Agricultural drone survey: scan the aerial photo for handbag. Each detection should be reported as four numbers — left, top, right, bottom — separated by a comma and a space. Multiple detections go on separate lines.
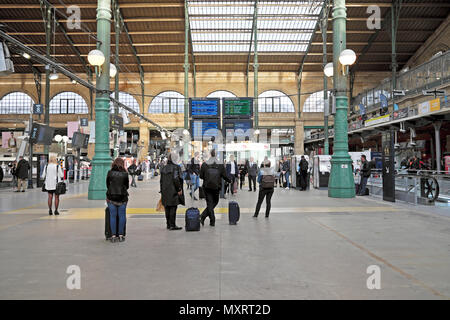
156, 198, 165, 212
55, 165, 66, 195
42, 165, 47, 192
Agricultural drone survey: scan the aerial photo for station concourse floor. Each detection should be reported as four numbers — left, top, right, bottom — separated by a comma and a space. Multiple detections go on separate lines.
1, 177, 450, 300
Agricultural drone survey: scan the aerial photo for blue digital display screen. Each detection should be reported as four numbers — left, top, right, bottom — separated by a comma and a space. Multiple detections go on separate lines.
190, 98, 219, 117
224, 120, 253, 138
191, 120, 220, 139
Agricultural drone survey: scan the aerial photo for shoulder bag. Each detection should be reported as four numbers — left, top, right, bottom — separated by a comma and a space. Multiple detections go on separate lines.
55, 165, 67, 195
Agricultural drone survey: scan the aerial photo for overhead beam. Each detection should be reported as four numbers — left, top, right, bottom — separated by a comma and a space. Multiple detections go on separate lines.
21, 41, 424, 47
5, 29, 438, 36
3, 17, 446, 23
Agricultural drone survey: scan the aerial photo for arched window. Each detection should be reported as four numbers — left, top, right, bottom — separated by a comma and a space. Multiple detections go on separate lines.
110, 92, 140, 114
148, 91, 185, 113
258, 90, 294, 113
303, 91, 325, 112
49, 92, 88, 114
206, 90, 237, 98
0, 92, 35, 114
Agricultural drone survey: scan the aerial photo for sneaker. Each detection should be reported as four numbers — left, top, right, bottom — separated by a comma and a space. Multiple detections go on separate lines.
110, 236, 117, 243
285, 187, 289, 190
118, 235, 125, 242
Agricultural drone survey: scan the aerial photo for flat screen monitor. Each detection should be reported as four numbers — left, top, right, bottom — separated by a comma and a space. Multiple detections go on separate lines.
30, 123, 55, 145
223, 98, 253, 118
72, 132, 90, 149
223, 119, 253, 141
189, 98, 220, 118
190, 119, 220, 140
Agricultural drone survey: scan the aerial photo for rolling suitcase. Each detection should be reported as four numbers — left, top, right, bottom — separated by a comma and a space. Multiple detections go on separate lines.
105, 207, 126, 239
185, 207, 201, 231
138, 175, 144, 181
228, 201, 240, 225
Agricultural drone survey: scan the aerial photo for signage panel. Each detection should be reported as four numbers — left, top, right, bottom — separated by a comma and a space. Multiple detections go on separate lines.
365, 114, 390, 126
223, 98, 253, 118
189, 98, 220, 118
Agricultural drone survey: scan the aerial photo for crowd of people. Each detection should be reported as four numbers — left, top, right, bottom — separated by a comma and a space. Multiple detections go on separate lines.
104, 150, 301, 241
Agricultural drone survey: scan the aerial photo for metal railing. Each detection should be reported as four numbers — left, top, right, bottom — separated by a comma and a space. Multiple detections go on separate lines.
352, 51, 450, 113
357, 169, 450, 205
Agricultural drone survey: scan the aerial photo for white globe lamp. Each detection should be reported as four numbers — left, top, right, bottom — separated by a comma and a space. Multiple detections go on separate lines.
324, 62, 334, 78
87, 49, 105, 66
110, 63, 117, 78
339, 49, 357, 66
54, 134, 62, 142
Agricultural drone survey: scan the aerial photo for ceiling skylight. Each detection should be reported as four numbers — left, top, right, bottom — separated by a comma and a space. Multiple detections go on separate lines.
187, 0, 324, 53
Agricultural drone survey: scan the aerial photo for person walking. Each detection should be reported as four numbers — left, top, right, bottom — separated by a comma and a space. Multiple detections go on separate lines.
253, 160, 275, 218
160, 153, 183, 230
189, 152, 201, 200
15, 156, 30, 192
0, 164, 3, 183
226, 155, 238, 196
200, 149, 231, 227
299, 156, 309, 191
106, 157, 129, 242
42, 156, 64, 215
357, 155, 371, 196
282, 156, 291, 189
128, 159, 138, 187
246, 157, 258, 192
238, 160, 247, 190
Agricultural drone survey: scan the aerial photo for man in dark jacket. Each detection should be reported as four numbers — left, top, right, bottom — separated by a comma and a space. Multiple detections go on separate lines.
282, 156, 291, 189
0, 165, 3, 183
245, 157, 258, 192
358, 155, 371, 196
160, 153, 183, 230
128, 160, 138, 188
299, 156, 309, 191
15, 156, 30, 192
200, 149, 231, 227
225, 154, 238, 195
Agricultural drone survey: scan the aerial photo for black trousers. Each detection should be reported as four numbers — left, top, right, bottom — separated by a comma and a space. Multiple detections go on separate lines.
248, 175, 257, 191
226, 176, 236, 194
300, 170, 308, 190
240, 176, 245, 189
201, 188, 220, 225
254, 188, 274, 217
165, 205, 178, 228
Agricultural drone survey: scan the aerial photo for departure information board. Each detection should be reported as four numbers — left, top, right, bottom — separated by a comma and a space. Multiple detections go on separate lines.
223, 98, 253, 118
190, 119, 220, 140
189, 98, 220, 118
223, 119, 253, 140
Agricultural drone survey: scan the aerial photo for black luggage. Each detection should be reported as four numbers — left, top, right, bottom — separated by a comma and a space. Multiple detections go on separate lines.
199, 186, 205, 199
283, 181, 287, 188
185, 207, 201, 231
228, 201, 240, 225
138, 175, 144, 181
105, 207, 126, 239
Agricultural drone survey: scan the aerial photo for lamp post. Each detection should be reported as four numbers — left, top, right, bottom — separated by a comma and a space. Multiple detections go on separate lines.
88, 0, 112, 200
328, 0, 355, 198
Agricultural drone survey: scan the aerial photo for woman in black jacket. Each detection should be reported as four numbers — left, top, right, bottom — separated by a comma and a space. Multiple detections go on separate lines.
160, 153, 183, 230
106, 157, 130, 242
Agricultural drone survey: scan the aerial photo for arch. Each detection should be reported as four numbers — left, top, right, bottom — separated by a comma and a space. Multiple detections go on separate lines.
0, 91, 35, 114
110, 91, 140, 114
303, 91, 326, 112
206, 90, 237, 98
258, 90, 295, 113
148, 90, 185, 114
49, 91, 88, 114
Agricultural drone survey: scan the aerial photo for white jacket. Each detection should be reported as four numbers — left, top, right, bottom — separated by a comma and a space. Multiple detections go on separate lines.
42, 164, 64, 191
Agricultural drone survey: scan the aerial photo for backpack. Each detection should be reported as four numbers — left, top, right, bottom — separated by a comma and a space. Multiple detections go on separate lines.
261, 174, 275, 189
204, 164, 221, 190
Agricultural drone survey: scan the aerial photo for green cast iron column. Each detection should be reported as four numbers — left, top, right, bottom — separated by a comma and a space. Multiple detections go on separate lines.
44, 5, 51, 156
88, 0, 112, 200
184, 0, 189, 130
113, 0, 120, 158
328, 0, 355, 198
253, 0, 259, 128
322, 14, 329, 155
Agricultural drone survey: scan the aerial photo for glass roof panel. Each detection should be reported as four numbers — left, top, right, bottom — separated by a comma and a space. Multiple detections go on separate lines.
188, 0, 324, 53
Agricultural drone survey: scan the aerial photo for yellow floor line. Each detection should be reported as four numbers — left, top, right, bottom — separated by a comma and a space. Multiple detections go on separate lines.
1, 193, 88, 214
